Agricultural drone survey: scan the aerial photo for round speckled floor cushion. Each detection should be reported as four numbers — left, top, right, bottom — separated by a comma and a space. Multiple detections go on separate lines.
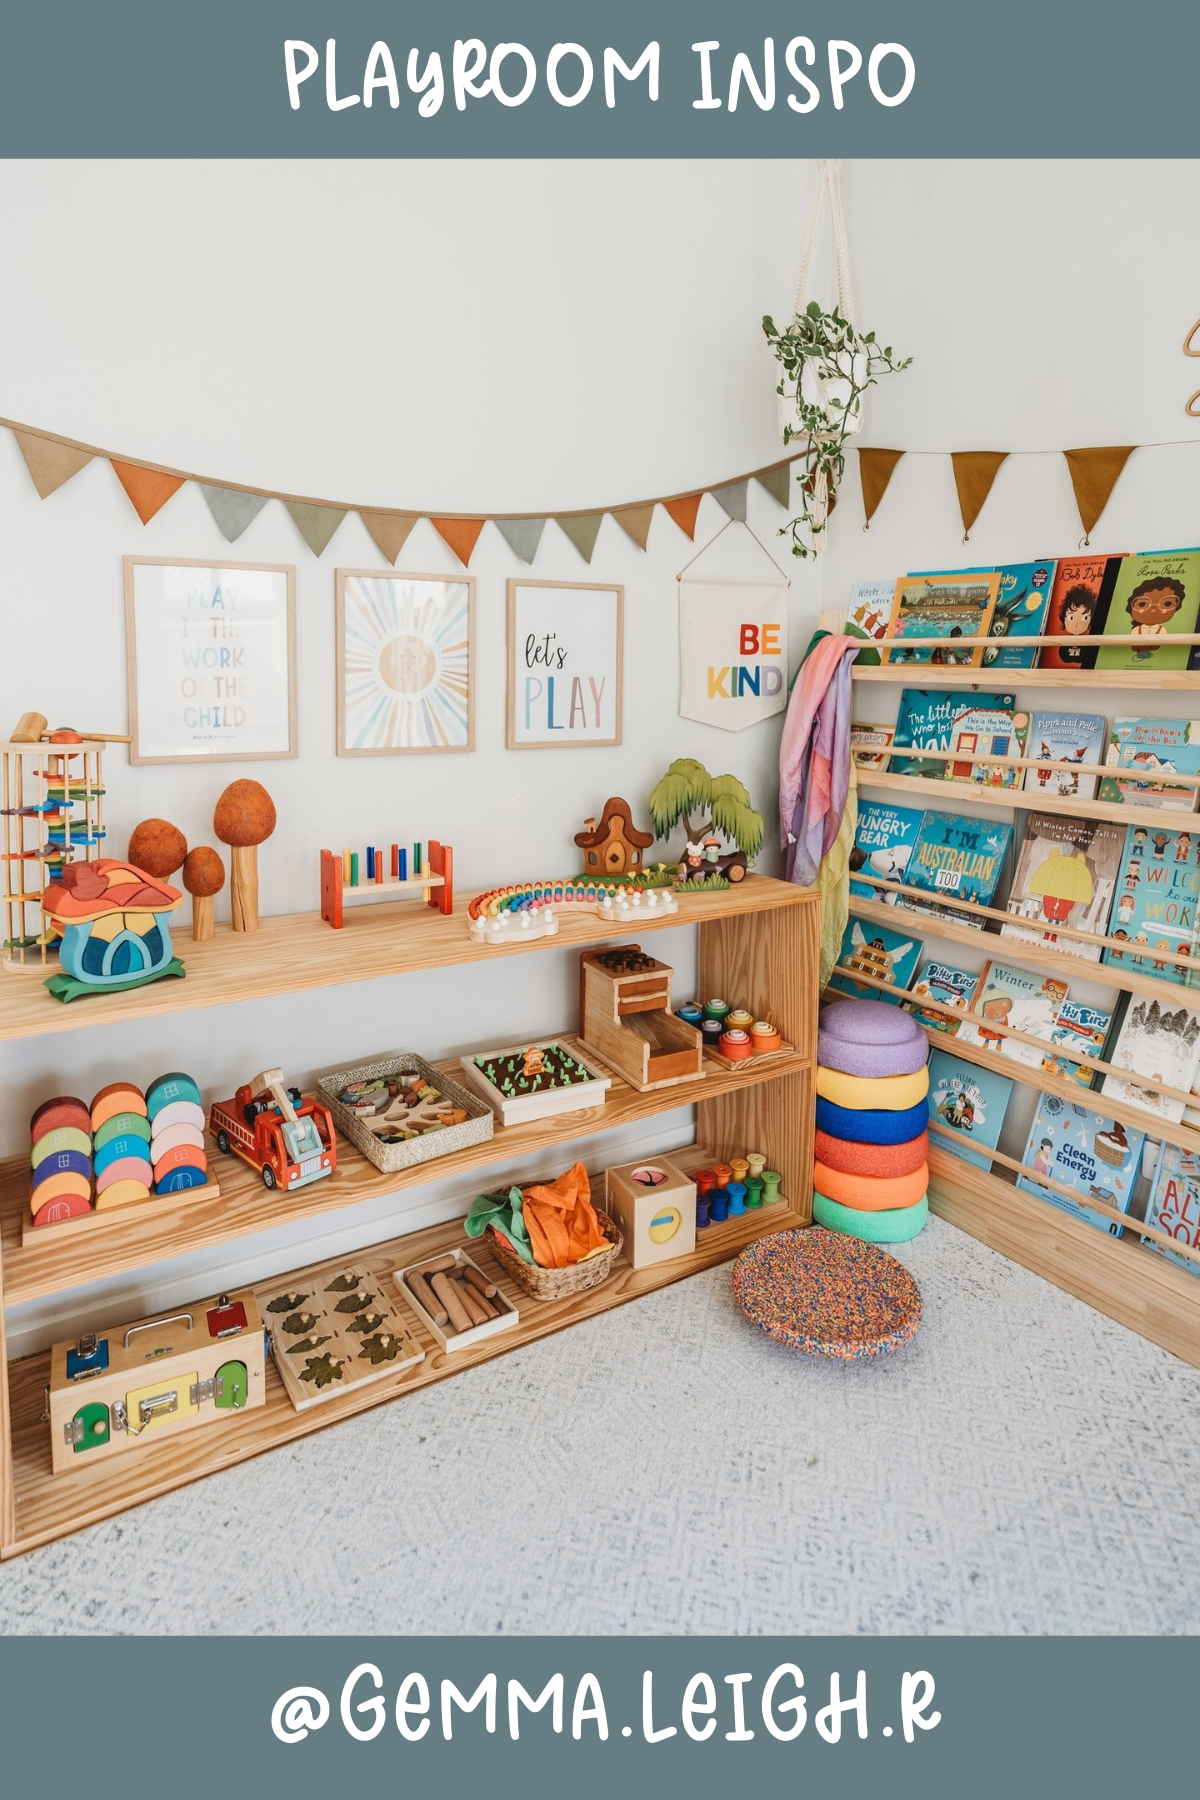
816, 1065, 929, 1111
814, 1127, 930, 1177
816, 1095, 929, 1145
813, 1191, 930, 1244
732, 1226, 922, 1359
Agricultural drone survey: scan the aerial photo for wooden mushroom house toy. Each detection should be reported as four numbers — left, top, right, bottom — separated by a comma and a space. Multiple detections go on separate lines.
182, 846, 226, 942
213, 780, 276, 933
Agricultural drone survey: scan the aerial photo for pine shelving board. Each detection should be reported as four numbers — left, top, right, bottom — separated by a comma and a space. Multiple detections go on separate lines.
852, 666, 1200, 690
5, 1158, 803, 1558
859, 768, 1187, 831
0, 876, 802, 1044
0, 1039, 810, 1307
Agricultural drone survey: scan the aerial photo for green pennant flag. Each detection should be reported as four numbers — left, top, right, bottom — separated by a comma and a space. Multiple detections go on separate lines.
754, 462, 792, 507
556, 513, 604, 562
286, 501, 347, 556
494, 518, 546, 563
198, 484, 270, 543
712, 480, 748, 522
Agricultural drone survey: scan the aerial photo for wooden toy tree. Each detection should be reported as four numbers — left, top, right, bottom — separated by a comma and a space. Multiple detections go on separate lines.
182, 845, 225, 941
214, 780, 276, 933
647, 759, 764, 885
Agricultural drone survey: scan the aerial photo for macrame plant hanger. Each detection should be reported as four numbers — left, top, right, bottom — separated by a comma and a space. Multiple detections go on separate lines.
785, 159, 859, 544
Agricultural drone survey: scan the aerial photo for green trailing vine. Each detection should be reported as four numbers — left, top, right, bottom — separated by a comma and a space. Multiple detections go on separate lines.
762, 301, 912, 558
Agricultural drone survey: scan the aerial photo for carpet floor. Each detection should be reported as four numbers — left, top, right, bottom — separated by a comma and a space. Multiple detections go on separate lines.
2, 1216, 1197, 1635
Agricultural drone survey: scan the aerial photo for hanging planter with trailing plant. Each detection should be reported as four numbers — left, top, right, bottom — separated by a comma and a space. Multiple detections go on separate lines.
763, 162, 911, 558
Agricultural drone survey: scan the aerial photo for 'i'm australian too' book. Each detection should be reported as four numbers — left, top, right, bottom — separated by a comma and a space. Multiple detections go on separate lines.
899, 810, 1013, 928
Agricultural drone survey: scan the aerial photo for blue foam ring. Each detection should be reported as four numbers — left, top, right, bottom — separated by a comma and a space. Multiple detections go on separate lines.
155, 1164, 208, 1193
815, 1094, 929, 1146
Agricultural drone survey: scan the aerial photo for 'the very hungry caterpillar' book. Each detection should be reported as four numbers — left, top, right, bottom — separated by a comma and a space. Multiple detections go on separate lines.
849, 801, 925, 904
1016, 1095, 1144, 1236
1022, 711, 1106, 802
1095, 549, 1200, 672
1042, 1000, 1112, 1089
1038, 554, 1123, 670
1098, 716, 1200, 813
844, 580, 895, 666
957, 960, 1070, 1069
945, 705, 1030, 788
891, 688, 1016, 778
1141, 1144, 1200, 1276
980, 558, 1057, 669
900, 811, 1013, 927
881, 573, 1000, 667
926, 1050, 1013, 1172
829, 919, 923, 1005
1002, 812, 1124, 962
1101, 995, 1200, 1125
1101, 822, 1200, 986
907, 959, 979, 1033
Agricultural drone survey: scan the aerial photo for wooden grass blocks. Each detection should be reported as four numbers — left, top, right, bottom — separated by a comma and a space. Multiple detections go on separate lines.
578, 943, 704, 1092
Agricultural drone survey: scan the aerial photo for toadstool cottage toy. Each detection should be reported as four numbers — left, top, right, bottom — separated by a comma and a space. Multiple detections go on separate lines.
213, 779, 276, 933
40, 859, 185, 1002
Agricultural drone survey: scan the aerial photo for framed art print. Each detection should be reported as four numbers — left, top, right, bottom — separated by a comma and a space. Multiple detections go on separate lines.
506, 579, 623, 749
124, 556, 297, 764
336, 569, 475, 756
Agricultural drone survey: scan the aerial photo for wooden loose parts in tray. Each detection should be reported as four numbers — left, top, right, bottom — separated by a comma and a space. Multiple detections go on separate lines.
318, 1052, 493, 1175
578, 944, 704, 1092
396, 1247, 519, 1353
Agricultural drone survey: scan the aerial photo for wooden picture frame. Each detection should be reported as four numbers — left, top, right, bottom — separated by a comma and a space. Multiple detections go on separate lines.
506, 578, 624, 750
335, 569, 476, 757
124, 556, 297, 765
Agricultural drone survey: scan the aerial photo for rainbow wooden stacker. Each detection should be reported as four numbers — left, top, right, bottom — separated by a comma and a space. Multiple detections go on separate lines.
320, 839, 453, 928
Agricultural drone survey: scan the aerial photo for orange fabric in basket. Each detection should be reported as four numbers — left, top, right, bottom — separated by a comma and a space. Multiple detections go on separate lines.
521, 1161, 608, 1268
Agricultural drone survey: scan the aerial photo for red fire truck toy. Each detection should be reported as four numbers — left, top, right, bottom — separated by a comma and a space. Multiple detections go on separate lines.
209, 1067, 336, 1192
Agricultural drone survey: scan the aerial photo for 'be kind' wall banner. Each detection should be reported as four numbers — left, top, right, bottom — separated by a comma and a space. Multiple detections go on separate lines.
678, 574, 790, 731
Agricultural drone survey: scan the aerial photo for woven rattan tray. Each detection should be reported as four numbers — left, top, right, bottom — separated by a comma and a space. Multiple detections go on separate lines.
318, 1052, 493, 1175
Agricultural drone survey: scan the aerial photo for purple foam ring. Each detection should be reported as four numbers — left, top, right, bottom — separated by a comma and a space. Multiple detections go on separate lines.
817, 1031, 930, 1079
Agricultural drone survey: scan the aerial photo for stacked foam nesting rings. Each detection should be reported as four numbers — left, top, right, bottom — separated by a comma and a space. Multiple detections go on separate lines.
92, 1082, 154, 1208
813, 1000, 930, 1243
147, 1071, 208, 1192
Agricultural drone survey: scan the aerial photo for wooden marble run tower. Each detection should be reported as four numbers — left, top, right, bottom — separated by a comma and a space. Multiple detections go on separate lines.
1, 721, 109, 972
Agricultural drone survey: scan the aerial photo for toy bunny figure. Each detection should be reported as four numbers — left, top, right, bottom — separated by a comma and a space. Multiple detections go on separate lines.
678, 840, 705, 882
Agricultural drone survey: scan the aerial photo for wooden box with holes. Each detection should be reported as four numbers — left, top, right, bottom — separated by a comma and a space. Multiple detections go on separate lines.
47, 1289, 265, 1474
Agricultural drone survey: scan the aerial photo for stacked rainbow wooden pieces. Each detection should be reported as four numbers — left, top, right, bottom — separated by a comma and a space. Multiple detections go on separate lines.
813, 1000, 930, 1243
29, 1070, 208, 1228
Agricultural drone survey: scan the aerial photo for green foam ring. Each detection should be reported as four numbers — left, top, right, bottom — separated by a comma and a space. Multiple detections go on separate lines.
813, 1191, 929, 1244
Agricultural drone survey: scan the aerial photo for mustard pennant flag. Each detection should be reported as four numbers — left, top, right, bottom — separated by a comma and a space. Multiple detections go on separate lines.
1063, 446, 1136, 540
285, 501, 348, 556
857, 447, 904, 526
611, 504, 655, 549
493, 518, 546, 563
198, 484, 270, 544
359, 509, 419, 564
13, 430, 92, 499
755, 461, 792, 507
711, 479, 748, 522
556, 513, 604, 563
951, 451, 1009, 539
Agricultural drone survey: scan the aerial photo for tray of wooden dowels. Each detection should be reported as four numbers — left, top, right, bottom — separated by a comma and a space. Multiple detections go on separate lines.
395, 1248, 520, 1352
318, 1052, 494, 1175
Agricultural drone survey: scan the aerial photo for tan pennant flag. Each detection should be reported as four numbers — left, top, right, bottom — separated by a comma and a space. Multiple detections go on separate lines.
612, 504, 655, 550
711, 480, 748, 522
754, 461, 792, 507
359, 509, 419, 564
198, 484, 269, 543
1063, 446, 1136, 540
494, 518, 546, 563
111, 460, 186, 525
285, 501, 348, 556
664, 493, 703, 539
556, 513, 603, 562
13, 430, 92, 499
431, 517, 486, 566
951, 451, 1008, 538
858, 447, 904, 526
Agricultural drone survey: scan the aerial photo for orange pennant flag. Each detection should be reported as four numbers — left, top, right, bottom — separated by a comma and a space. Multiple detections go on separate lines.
951, 451, 1008, 539
611, 504, 655, 550
360, 509, 419, 564
431, 517, 486, 567
111, 460, 186, 525
663, 493, 703, 539
1063, 446, 1136, 540
857, 447, 904, 526
13, 431, 93, 499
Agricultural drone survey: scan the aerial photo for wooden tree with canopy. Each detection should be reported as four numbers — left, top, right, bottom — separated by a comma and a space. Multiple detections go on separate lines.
647, 759, 764, 885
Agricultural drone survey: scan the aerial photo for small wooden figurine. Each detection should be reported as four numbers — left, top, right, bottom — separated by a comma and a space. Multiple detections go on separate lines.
213, 779, 276, 932
647, 759, 764, 886
574, 797, 654, 877
578, 943, 704, 1092
182, 845, 226, 941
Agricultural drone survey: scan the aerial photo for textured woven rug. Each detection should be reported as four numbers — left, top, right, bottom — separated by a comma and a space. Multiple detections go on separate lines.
2, 1216, 1197, 1635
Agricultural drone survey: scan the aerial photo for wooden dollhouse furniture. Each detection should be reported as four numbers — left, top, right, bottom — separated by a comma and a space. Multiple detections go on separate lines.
578, 943, 705, 1091
830, 611, 1200, 1366
0, 874, 818, 1556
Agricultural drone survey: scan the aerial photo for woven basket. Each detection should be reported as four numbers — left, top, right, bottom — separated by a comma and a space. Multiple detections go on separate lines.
318, 1052, 493, 1175
488, 1207, 624, 1300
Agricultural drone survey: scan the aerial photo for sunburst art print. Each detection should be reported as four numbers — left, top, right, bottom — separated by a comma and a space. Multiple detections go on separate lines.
336, 570, 475, 755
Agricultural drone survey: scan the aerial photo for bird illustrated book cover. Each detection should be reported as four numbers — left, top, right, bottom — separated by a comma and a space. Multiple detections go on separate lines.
908, 959, 980, 1033
1042, 999, 1113, 1089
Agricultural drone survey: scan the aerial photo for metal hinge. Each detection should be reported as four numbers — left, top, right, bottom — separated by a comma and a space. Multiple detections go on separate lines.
63, 1417, 84, 1446
190, 1374, 226, 1405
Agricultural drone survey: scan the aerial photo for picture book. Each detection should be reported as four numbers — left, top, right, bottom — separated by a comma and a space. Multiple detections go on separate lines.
1002, 812, 1124, 962
1101, 995, 1200, 1125
829, 919, 923, 1005
900, 810, 1013, 927
844, 580, 895, 665
1016, 1095, 1144, 1237
979, 558, 1057, 668
891, 688, 1016, 778
1042, 1000, 1112, 1089
907, 959, 979, 1033
1095, 549, 1200, 672
880, 572, 1000, 667
1141, 1144, 1200, 1277
926, 1049, 1013, 1172
1038, 553, 1123, 671
946, 704, 1030, 788
1101, 822, 1200, 986
1021, 711, 1106, 802
958, 960, 1070, 1069
849, 801, 925, 904
1098, 716, 1200, 813
850, 722, 895, 773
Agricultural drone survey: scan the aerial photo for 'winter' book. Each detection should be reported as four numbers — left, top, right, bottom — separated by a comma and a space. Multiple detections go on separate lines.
1022, 711, 1106, 802
828, 919, 923, 1005
891, 688, 1016, 778
1098, 716, 1200, 813
881, 573, 1000, 667
980, 558, 1057, 668
958, 960, 1070, 1069
1141, 1144, 1200, 1276
1017, 1096, 1144, 1236
844, 580, 896, 666
907, 960, 979, 1034
1038, 553, 1124, 670
926, 1050, 1013, 1172
1042, 1000, 1112, 1089
1095, 548, 1200, 672
1001, 812, 1124, 962
1101, 822, 1200, 987
945, 705, 1030, 789
1101, 994, 1200, 1125
900, 811, 1013, 926
849, 801, 925, 905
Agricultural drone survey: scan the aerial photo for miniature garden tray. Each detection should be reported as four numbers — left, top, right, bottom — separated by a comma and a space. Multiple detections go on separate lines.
458, 1038, 611, 1127
317, 1052, 493, 1174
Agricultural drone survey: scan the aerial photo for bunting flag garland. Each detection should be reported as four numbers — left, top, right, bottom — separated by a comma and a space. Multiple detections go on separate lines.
13, 430, 92, 499
712, 479, 749, 523
198, 484, 270, 544
611, 503, 655, 549
1063, 445, 1136, 540
857, 447, 904, 526
950, 450, 1008, 539
111, 460, 186, 525
431, 516, 486, 567
494, 517, 546, 563
663, 493, 704, 539
285, 501, 347, 557
555, 512, 604, 563
754, 461, 793, 507
359, 508, 419, 565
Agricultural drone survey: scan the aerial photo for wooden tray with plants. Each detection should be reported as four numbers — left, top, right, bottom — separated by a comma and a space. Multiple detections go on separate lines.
458, 1038, 611, 1127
